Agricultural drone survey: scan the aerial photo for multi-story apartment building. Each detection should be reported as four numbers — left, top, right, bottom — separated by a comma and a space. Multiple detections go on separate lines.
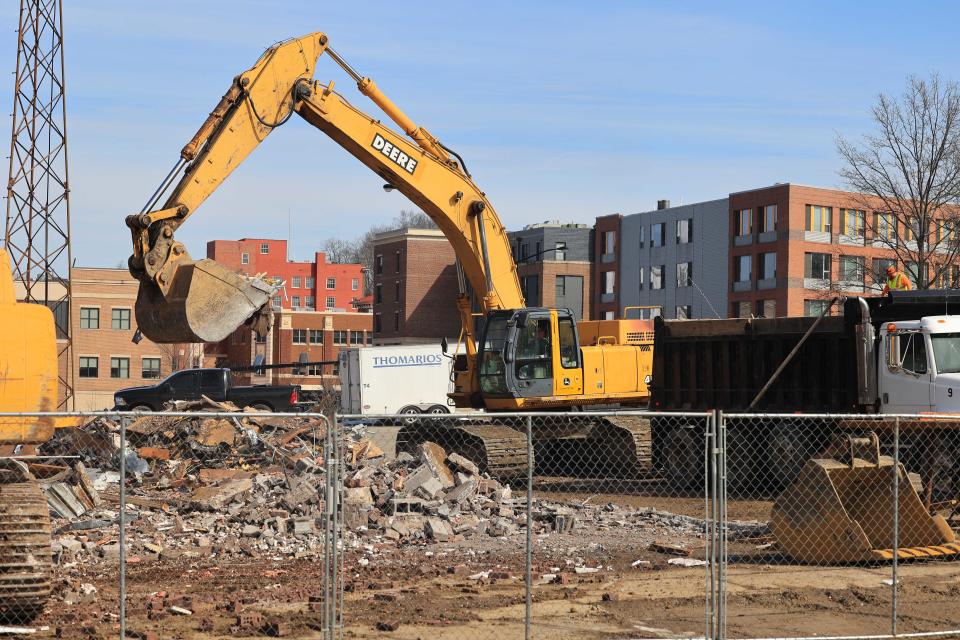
209, 308, 372, 391
207, 238, 365, 312
371, 228, 462, 344
593, 214, 622, 319
726, 183, 960, 318
509, 222, 593, 319
70, 267, 186, 410
621, 199, 729, 319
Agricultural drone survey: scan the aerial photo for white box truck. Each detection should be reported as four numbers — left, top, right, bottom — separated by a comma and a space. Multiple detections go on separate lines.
339, 344, 453, 416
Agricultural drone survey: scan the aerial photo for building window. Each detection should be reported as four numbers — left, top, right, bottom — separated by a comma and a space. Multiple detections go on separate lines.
241, 252, 249, 265
735, 301, 752, 318
305, 296, 315, 309
260, 243, 269, 254
874, 212, 895, 242
334, 330, 348, 345
394, 311, 400, 331
651, 265, 664, 290
325, 296, 335, 308
292, 296, 301, 308
873, 257, 897, 286
676, 219, 693, 244
351, 278, 359, 291
375, 255, 383, 274
757, 300, 776, 318
676, 305, 691, 320
350, 330, 364, 344
905, 218, 923, 243
676, 262, 691, 287
638, 266, 644, 290
79, 356, 98, 378
395, 251, 401, 272
736, 208, 752, 236
519, 242, 529, 261
650, 223, 665, 248
521, 275, 540, 305
638, 226, 645, 248
937, 220, 957, 245
374, 314, 382, 333
839, 255, 864, 283
555, 241, 567, 261
110, 357, 130, 379
292, 276, 301, 288
841, 209, 865, 236
736, 255, 752, 282
604, 230, 616, 254
366, 333, 373, 344
759, 205, 777, 233
272, 296, 281, 310
604, 311, 615, 320
256, 331, 266, 344
603, 270, 616, 294
326, 277, 336, 289
375, 283, 382, 304
804, 252, 832, 280
760, 252, 776, 280
309, 329, 323, 344
905, 261, 926, 286
805, 205, 832, 233
80, 307, 99, 329
142, 357, 161, 379
394, 281, 401, 302
293, 329, 307, 344
804, 299, 832, 316
111, 308, 131, 330
555, 276, 567, 297
306, 277, 315, 288
306, 364, 322, 376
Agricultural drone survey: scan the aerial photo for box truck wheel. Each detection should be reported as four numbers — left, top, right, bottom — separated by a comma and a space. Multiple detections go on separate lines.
426, 404, 449, 414
399, 405, 422, 425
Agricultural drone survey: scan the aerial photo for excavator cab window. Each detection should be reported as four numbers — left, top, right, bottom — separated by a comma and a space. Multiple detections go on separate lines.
515, 317, 553, 380
478, 314, 509, 394
557, 316, 580, 369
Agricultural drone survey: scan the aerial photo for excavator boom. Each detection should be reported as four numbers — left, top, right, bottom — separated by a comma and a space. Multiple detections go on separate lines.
128, 32, 522, 355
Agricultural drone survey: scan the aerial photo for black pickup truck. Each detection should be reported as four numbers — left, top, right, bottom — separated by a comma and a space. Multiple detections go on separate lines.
113, 368, 302, 412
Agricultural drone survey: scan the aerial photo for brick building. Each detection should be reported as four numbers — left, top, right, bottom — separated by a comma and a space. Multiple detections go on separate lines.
726, 183, 960, 318
371, 228, 462, 344
593, 214, 623, 319
207, 238, 365, 312
509, 222, 593, 319
209, 309, 373, 391
70, 267, 191, 410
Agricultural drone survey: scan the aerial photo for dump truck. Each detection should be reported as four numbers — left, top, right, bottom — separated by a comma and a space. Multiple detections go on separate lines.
650, 291, 960, 563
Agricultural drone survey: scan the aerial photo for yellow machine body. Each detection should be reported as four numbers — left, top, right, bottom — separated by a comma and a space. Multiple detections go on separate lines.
0, 248, 57, 445
771, 435, 959, 564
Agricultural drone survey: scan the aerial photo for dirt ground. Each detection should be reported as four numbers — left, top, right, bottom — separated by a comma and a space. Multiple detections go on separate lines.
25, 485, 960, 640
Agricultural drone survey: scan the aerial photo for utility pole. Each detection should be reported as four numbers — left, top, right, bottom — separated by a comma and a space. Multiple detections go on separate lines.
5, 0, 75, 408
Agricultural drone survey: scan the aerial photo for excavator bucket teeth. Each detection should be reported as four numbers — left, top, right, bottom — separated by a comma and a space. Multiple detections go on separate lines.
771, 456, 958, 564
134, 259, 279, 344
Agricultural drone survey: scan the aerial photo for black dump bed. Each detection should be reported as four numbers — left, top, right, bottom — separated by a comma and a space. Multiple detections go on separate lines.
650, 314, 858, 413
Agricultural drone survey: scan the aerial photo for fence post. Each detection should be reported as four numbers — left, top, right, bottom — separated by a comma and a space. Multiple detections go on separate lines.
525, 415, 533, 640
119, 415, 127, 640
892, 415, 900, 637
718, 410, 727, 640
325, 414, 340, 640
705, 411, 717, 640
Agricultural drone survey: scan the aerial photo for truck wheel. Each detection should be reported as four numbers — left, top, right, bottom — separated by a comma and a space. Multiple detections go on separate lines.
130, 404, 153, 412
250, 403, 272, 412
660, 425, 705, 491
766, 421, 816, 489
425, 405, 449, 414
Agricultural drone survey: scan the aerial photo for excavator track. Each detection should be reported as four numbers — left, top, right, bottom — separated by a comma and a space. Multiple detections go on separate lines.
0, 478, 52, 623
396, 421, 530, 480
588, 415, 653, 477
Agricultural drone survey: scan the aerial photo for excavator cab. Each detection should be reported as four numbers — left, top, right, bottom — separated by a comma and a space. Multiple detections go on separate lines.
476, 308, 583, 403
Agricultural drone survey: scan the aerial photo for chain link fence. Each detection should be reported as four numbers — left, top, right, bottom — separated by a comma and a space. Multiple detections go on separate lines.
4, 409, 960, 639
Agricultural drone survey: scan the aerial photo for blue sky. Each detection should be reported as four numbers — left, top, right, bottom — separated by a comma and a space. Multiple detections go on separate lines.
2, 0, 958, 266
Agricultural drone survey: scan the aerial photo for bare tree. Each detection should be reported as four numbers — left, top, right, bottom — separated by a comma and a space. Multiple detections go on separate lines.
837, 74, 960, 289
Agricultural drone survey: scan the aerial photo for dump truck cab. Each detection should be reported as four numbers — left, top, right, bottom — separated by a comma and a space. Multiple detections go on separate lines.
880, 315, 960, 413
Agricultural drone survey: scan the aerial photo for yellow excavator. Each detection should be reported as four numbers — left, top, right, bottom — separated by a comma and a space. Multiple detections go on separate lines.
126, 32, 655, 475
0, 248, 56, 621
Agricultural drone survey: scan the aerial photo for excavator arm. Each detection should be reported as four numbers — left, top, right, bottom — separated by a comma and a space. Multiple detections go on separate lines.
128, 32, 524, 362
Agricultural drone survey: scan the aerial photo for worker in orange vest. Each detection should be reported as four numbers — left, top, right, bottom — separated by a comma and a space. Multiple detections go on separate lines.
882, 265, 912, 294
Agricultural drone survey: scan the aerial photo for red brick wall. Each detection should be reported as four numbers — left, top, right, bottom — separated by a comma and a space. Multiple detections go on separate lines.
593, 214, 622, 319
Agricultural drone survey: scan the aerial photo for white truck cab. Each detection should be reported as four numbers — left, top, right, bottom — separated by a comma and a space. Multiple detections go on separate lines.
880, 315, 960, 413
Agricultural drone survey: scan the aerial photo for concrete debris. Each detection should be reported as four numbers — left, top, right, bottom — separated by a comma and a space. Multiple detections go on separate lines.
667, 557, 709, 568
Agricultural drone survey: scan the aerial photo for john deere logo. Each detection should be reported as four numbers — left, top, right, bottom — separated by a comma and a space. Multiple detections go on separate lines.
372, 134, 418, 174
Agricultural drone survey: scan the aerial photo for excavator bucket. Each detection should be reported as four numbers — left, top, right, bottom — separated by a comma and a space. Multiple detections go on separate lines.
771, 434, 960, 564
134, 259, 280, 344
